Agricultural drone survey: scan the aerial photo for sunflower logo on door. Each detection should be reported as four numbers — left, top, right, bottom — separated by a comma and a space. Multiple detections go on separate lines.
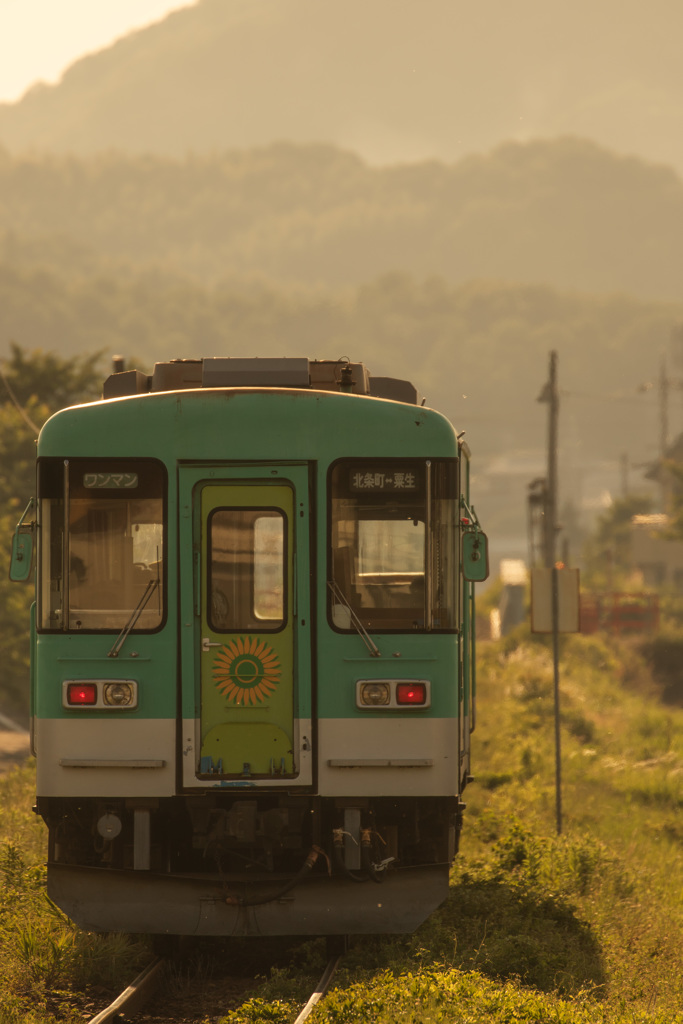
212, 636, 282, 705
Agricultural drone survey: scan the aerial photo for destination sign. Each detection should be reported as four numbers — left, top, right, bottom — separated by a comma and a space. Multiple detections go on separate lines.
83, 473, 139, 490
349, 468, 419, 492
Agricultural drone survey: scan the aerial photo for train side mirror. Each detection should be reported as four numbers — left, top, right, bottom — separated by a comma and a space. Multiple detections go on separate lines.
463, 531, 489, 583
9, 499, 35, 583
10, 530, 34, 582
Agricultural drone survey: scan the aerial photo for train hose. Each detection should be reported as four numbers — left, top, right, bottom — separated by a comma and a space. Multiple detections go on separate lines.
360, 830, 385, 884
332, 832, 368, 883
223, 827, 389, 905
224, 845, 326, 907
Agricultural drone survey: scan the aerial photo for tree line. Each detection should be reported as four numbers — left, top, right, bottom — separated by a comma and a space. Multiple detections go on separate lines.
1, 260, 680, 460
2, 138, 683, 298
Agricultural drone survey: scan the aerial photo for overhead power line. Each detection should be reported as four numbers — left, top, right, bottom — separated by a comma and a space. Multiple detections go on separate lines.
0, 366, 40, 433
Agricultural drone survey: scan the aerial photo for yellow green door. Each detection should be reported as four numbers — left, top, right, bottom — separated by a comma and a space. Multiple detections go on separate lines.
198, 483, 296, 778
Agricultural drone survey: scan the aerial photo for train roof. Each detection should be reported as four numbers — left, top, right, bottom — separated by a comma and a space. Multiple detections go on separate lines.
103, 357, 420, 405
37, 357, 469, 460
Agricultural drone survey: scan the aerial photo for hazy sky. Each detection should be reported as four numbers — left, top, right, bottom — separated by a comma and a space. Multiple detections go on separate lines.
0, 0, 193, 102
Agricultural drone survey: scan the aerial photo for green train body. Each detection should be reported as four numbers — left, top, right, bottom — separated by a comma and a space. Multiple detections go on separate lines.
13, 357, 488, 937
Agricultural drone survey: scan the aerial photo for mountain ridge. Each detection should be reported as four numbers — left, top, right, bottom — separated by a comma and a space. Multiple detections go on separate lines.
2, 0, 683, 170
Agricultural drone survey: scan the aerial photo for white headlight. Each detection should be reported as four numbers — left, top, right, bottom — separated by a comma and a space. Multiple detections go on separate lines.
103, 682, 135, 707
359, 682, 391, 706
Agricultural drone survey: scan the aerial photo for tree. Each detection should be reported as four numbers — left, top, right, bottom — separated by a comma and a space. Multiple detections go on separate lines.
661, 460, 683, 542
0, 341, 103, 412
0, 346, 104, 719
582, 494, 654, 590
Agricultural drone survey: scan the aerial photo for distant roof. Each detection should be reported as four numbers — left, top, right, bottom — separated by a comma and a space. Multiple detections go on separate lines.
632, 513, 669, 527
500, 559, 528, 585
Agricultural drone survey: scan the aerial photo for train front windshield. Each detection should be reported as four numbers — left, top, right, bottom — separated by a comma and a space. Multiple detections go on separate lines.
38, 459, 165, 632
329, 458, 458, 632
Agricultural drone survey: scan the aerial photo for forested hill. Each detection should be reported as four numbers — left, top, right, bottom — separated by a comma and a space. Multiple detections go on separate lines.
1, 261, 678, 467
1, 0, 683, 173
2, 139, 683, 301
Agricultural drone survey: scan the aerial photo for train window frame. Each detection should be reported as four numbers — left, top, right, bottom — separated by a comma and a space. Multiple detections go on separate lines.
327, 457, 459, 635
37, 457, 167, 634
207, 505, 288, 634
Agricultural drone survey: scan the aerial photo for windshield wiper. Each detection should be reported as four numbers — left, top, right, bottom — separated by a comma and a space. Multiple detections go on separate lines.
327, 579, 381, 657
108, 578, 159, 658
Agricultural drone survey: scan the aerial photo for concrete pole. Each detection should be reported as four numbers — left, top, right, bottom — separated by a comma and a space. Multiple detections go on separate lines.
660, 356, 670, 514
544, 351, 559, 568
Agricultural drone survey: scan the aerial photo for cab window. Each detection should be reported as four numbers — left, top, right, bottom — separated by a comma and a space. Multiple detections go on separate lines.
329, 459, 457, 632
38, 459, 165, 632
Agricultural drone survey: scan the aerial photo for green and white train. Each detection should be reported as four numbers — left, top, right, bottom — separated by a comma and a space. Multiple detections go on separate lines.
11, 357, 488, 938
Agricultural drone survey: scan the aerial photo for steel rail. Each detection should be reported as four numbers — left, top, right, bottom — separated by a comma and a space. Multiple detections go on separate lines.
293, 955, 342, 1024
87, 956, 166, 1024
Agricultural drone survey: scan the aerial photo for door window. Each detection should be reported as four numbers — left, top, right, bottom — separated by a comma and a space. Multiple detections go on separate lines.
208, 508, 286, 632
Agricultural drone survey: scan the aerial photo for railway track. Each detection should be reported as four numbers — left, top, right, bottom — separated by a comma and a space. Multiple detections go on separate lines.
293, 953, 342, 1024
87, 957, 166, 1023
85, 950, 342, 1024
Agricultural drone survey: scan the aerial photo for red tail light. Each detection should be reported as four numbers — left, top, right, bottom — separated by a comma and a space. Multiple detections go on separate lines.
66, 683, 97, 705
396, 682, 427, 705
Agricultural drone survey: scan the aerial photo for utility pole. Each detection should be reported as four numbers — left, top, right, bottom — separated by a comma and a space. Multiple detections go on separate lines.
620, 453, 629, 498
537, 350, 562, 834
639, 351, 680, 514
659, 356, 671, 514
659, 355, 669, 456
539, 351, 559, 568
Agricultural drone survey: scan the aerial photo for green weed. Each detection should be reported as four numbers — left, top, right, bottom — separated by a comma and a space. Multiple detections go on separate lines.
2, 632, 683, 1024
0, 767, 147, 1022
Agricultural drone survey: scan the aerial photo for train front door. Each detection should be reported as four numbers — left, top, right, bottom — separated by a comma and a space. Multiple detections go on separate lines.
178, 467, 313, 788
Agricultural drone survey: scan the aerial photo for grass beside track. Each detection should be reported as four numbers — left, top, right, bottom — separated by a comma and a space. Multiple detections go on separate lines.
0, 630, 681, 1023
0, 765, 148, 1023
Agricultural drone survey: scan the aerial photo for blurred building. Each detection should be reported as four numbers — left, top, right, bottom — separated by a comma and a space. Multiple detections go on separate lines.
498, 558, 528, 635
631, 513, 683, 589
